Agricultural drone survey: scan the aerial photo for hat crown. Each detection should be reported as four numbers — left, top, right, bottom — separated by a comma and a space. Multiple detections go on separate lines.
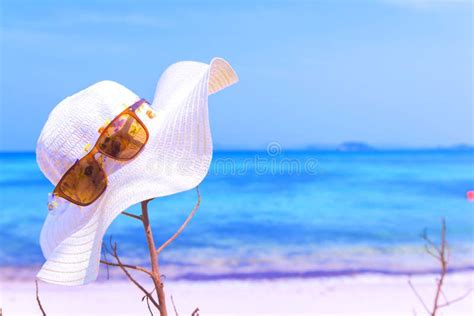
36, 80, 139, 185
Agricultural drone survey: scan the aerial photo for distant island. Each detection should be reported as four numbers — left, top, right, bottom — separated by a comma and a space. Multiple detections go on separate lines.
336, 142, 375, 152
301, 142, 474, 152
445, 144, 474, 151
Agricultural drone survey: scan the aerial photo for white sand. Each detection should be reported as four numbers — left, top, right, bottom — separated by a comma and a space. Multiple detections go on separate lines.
1, 272, 473, 315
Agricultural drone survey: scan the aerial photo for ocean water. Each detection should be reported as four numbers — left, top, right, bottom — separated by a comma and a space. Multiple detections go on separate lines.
1, 150, 473, 280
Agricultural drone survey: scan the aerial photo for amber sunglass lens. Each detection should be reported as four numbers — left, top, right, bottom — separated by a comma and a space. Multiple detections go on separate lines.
98, 113, 147, 160
59, 156, 107, 205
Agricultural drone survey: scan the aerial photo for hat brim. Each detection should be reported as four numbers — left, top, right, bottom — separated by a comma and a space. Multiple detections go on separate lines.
37, 58, 238, 285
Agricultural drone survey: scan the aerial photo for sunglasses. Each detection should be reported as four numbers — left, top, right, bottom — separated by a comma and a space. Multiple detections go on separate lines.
52, 99, 150, 206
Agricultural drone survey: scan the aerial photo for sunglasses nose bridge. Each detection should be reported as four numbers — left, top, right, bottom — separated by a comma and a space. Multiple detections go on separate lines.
92, 150, 102, 160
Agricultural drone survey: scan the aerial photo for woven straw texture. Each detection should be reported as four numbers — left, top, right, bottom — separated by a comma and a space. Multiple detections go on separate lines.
36, 58, 238, 285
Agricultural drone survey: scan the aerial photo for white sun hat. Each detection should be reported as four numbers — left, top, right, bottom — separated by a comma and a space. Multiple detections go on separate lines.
36, 58, 238, 286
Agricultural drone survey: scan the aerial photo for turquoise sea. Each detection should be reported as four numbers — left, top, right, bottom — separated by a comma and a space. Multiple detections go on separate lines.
1, 150, 473, 280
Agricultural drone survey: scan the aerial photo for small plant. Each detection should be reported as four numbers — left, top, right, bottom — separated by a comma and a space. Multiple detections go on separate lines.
409, 218, 472, 316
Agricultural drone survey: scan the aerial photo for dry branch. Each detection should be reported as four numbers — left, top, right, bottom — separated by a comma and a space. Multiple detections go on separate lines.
104, 239, 160, 309
409, 218, 472, 316
35, 280, 47, 316
122, 211, 142, 220
141, 199, 168, 315
171, 295, 179, 316
430, 218, 447, 315
437, 289, 473, 308
100, 258, 152, 276
157, 187, 201, 255
101, 242, 111, 279
99, 187, 201, 316
408, 279, 430, 314
145, 295, 154, 316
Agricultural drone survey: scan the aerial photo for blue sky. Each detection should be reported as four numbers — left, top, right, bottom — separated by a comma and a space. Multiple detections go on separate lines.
1, 0, 472, 151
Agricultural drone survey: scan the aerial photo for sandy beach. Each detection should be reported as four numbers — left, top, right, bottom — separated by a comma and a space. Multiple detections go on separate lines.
2, 272, 473, 315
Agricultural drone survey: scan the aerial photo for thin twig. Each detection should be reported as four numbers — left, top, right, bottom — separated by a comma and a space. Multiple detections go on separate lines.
422, 237, 441, 256
410, 218, 472, 316
440, 288, 449, 305
430, 218, 447, 315
191, 307, 200, 316
145, 296, 154, 316
408, 279, 431, 314
101, 236, 152, 275
122, 211, 142, 220
107, 240, 160, 309
101, 242, 110, 280
157, 187, 201, 255
438, 289, 473, 308
142, 287, 157, 299
171, 295, 179, 316
100, 259, 152, 276
423, 245, 440, 260
35, 280, 47, 316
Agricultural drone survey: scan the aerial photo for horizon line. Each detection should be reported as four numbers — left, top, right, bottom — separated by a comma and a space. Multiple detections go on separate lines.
1, 145, 473, 155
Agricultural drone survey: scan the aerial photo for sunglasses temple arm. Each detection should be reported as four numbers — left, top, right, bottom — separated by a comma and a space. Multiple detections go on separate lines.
130, 99, 148, 112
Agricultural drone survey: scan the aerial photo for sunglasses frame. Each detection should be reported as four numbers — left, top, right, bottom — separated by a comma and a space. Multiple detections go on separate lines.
52, 99, 150, 206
